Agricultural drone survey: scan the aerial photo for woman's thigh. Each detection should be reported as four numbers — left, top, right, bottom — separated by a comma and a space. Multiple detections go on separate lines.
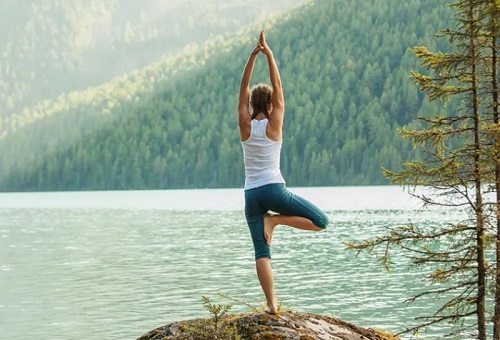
260, 184, 329, 228
244, 187, 271, 260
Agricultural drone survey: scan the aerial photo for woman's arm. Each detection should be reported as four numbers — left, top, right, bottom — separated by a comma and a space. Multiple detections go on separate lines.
259, 31, 284, 133
238, 44, 261, 141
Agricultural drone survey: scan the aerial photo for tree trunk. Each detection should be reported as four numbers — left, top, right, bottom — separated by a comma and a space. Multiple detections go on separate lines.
492, 2, 500, 336
469, 2, 486, 338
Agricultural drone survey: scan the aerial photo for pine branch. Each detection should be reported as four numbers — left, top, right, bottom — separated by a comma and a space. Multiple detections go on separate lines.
405, 280, 475, 304
398, 311, 477, 336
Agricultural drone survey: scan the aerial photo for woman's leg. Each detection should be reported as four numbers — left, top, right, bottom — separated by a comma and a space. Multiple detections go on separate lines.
261, 184, 329, 245
245, 189, 279, 313
264, 213, 323, 245
255, 257, 278, 313
244, 184, 329, 312
246, 214, 278, 313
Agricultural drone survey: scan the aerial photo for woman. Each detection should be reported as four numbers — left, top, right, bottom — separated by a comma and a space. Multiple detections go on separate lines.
238, 31, 329, 314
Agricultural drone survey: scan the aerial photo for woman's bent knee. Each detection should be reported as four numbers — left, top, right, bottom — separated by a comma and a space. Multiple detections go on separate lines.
315, 213, 329, 229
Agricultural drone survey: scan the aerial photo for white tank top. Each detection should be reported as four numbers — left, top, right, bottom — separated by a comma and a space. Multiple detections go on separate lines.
241, 119, 285, 190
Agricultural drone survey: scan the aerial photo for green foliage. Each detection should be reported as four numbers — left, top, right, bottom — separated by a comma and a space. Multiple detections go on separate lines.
0, 0, 304, 118
0, 0, 455, 191
183, 296, 240, 340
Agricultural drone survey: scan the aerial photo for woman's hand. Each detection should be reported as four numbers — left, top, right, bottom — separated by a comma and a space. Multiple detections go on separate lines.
259, 30, 272, 56
250, 43, 261, 58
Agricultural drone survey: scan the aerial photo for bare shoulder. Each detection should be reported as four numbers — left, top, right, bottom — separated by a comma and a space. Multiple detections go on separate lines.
239, 115, 251, 142
266, 110, 283, 141
238, 102, 252, 139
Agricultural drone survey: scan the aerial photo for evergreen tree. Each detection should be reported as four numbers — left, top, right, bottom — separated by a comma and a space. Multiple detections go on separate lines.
348, 0, 499, 337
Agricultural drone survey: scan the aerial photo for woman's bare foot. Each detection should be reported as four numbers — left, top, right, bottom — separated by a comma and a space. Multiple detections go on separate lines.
265, 298, 279, 315
263, 213, 276, 246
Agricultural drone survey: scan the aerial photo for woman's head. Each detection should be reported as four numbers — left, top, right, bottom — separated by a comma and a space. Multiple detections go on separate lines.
250, 83, 272, 118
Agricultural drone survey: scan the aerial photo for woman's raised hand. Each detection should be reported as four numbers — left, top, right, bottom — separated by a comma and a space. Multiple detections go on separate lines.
259, 30, 272, 55
248, 31, 271, 58
250, 43, 261, 58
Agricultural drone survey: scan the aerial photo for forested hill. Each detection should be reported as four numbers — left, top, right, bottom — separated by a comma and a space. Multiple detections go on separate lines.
0, 0, 305, 118
0, 0, 454, 192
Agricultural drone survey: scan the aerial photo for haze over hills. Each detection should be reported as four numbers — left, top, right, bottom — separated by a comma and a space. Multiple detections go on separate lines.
0, 0, 455, 191
0, 0, 307, 118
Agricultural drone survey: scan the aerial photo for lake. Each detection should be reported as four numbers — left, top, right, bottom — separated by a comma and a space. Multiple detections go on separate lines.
0, 186, 469, 339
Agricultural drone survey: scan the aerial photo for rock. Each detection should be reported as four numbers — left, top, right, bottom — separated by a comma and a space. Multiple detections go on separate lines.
137, 311, 399, 340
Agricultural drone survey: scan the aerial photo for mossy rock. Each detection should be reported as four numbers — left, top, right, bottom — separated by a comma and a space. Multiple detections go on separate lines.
138, 311, 400, 340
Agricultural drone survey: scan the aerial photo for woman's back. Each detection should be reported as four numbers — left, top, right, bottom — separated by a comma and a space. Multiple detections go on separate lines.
241, 118, 285, 190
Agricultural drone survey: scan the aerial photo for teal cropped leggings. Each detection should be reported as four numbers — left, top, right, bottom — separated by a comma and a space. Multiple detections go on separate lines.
244, 183, 329, 260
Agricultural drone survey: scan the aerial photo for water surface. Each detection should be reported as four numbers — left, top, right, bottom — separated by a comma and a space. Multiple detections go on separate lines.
0, 186, 466, 339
